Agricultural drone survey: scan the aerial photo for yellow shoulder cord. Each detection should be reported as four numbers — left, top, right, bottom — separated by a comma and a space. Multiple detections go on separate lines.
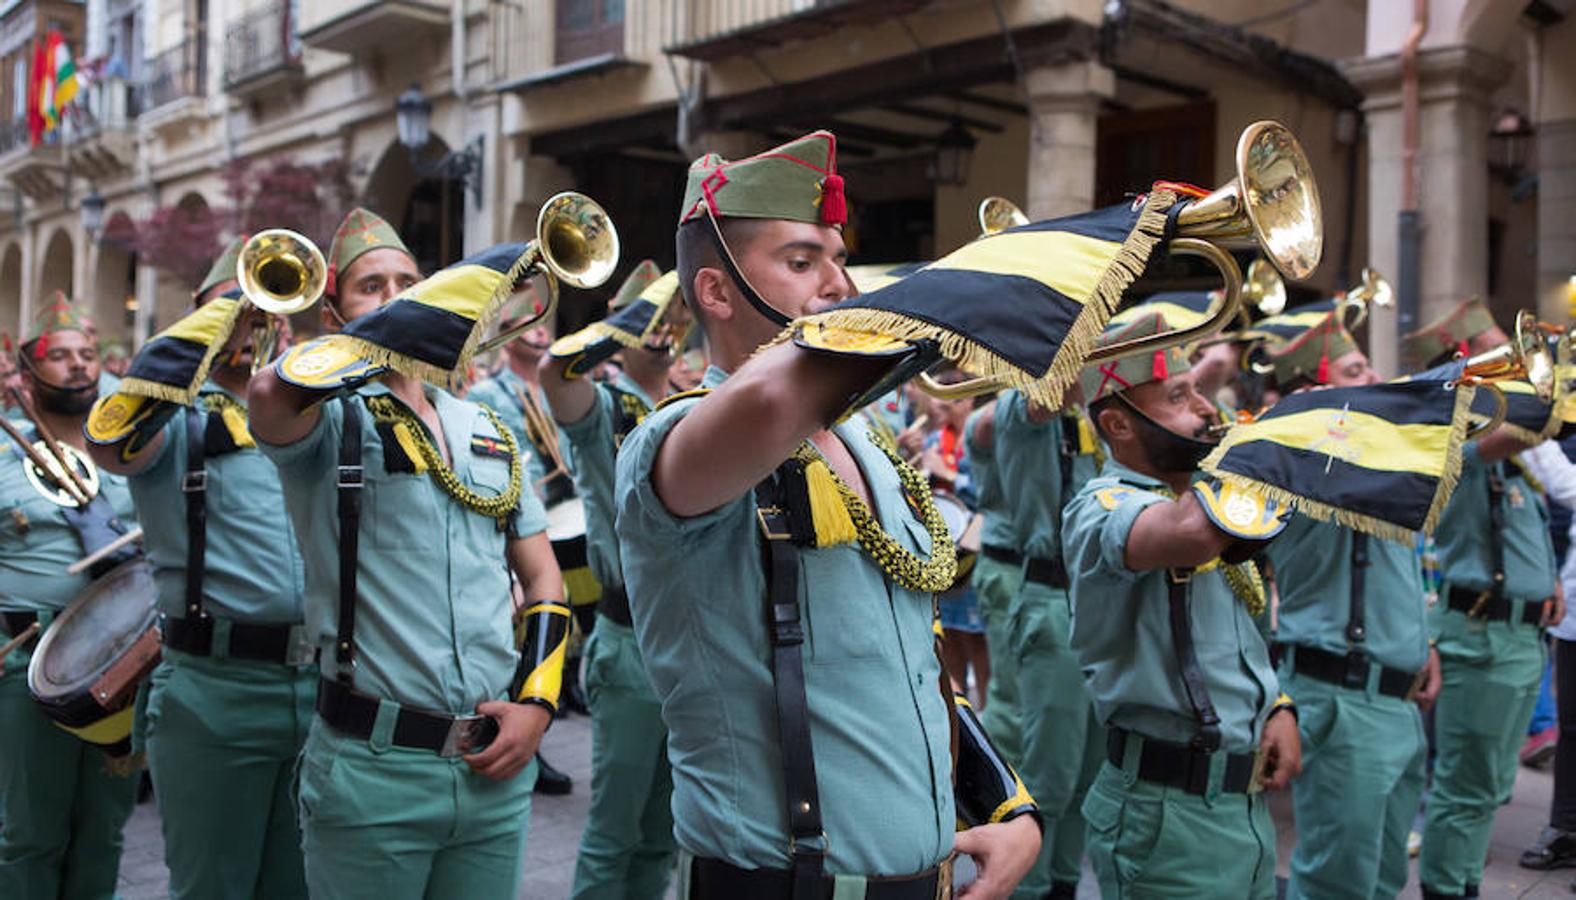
201, 393, 256, 449
364, 397, 522, 525
510, 600, 572, 714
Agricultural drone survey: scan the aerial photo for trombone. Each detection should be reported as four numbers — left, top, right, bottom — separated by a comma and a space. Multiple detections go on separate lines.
236, 229, 327, 375
921, 120, 1323, 400
475, 192, 620, 357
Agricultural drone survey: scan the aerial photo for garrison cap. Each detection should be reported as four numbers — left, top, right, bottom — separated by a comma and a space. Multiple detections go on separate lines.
678, 130, 845, 228
610, 259, 662, 310
1401, 295, 1498, 370
1263, 309, 1358, 386
195, 235, 247, 301
1079, 310, 1193, 403
326, 207, 413, 297
22, 290, 92, 357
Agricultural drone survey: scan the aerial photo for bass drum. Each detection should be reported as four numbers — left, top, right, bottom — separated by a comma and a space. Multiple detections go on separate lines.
931, 492, 980, 593
546, 497, 602, 609
27, 559, 161, 757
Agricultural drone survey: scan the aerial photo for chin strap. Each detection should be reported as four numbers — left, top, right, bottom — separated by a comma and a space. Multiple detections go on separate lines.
702, 207, 791, 328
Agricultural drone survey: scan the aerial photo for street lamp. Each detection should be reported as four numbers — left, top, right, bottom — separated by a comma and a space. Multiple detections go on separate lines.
1488, 109, 1533, 186
81, 188, 106, 240
933, 118, 977, 187
395, 83, 483, 205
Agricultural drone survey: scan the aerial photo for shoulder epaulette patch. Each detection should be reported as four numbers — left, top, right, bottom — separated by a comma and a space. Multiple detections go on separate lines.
471, 434, 513, 461
1096, 486, 1134, 511
654, 387, 711, 412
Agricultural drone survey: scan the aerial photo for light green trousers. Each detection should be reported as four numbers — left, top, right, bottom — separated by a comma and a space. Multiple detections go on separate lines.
0, 652, 138, 899
297, 715, 537, 899
1281, 669, 1428, 900
1083, 760, 1277, 899
144, 650, 315, 899
1419, 610, 1545, 894
1010, 580, 1103, 896
974, 553, 1024, 766
570, 619, 676, 899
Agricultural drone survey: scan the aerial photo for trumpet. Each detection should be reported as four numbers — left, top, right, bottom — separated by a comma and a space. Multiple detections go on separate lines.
236, 229, 327, 374
475, 192, 620, 357
919, 120, 1323, 401
1334, 267, 1393, 330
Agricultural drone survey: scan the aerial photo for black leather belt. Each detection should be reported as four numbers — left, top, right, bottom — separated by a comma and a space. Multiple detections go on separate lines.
1023, 556, 1069, 589
689, 856, 943, 900
980, 544, 1022, 566
1447, 587, 1544, 626
162, 615, 313, 666
598, 584, 632, 627
315, 677, 498, 757
1106, 728, 1257, 795
1287, 645, 1416, 699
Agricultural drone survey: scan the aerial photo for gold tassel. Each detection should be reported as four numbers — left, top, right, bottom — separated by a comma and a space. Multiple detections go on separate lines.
219, 405, 255, 449
391, 422, 429, 474
803, 458, 858, 547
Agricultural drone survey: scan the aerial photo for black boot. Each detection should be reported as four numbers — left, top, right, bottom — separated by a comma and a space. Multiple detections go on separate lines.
1044, 881, 1078, 898
533, 754, 573, 795
1420, 886, 1468, 899
1524, 827, 1576, 869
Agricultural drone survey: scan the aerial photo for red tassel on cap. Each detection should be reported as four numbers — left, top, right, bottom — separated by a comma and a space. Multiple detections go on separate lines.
819, 174, 847, 226
33, 334, 48, 359
1316, 353, 1330, 384
1152, 350, 1168, 381
324, 265, 338, 299
1456, 339, 1469, 358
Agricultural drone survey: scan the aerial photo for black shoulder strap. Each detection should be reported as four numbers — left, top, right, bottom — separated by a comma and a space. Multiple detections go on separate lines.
754, 468, 825, 899
1166, 571, 1222, 753
1487, 462, 1507, 600
335, 396, 365, 683
182, 406, 208, 618
1345, 532, 1369, 648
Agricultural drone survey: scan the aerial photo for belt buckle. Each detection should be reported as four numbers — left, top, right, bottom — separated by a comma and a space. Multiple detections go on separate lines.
1247, 747, 1267, 794
1467, 590, 1491, 618
284, 625, 315, 668
181, 471, 207, 493
438, 715, 490, 758
755, 506, 791, 541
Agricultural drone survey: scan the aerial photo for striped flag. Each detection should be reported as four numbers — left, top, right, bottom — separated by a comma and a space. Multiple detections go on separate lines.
117, 292, 247, 403
1200, 380, 1477, 540
49, 30, 83, 118
1407, 358, 1559, 444
793, 190, 1178, 407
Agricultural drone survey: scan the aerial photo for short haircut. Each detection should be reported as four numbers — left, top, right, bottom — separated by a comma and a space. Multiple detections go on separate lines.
674, 217, 767, 337
1087, 393, 1122, 441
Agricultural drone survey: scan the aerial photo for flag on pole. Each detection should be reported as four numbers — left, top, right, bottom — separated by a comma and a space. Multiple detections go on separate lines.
50, 30, 83, 116
26, 38, 46, 145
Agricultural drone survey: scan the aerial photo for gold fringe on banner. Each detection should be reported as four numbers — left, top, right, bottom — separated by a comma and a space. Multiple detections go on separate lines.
118, 298, 248, 404
1200, 385, 1475, 543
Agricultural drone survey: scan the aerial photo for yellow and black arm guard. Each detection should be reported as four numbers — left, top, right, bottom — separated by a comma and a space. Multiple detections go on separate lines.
953, 692, 1041, 831
85, 392, 179, 460
510, 600, 572, 715
1270, 691, 1298, 723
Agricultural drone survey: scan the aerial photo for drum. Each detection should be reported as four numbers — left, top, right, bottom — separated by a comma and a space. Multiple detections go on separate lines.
27, 559, 161, 757
546, 497, 602, 608
932, 492, 980, 592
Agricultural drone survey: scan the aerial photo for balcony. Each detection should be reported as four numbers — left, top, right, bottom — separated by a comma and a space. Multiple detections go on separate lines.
224, 0, 303, 96
66, 78, 138, 180
297, 0, 448, 56
138, 38, 207, 130
665, 0, 928, 61
0, 120, 66, 201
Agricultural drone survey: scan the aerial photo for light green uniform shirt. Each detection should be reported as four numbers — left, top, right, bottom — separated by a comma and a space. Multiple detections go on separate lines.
1268, 515, 1429, 674
259, 382, 547, 713
964, 405, 1016, 552
468, 367, 553, 492
1433, 444, 1556, 604
1062, 458, 1279, 753
128, 385, 306, 625
615, 367, 953, 876
995, 390, 1097, 562
555, 373, 652, 590
0, 430, 136, 613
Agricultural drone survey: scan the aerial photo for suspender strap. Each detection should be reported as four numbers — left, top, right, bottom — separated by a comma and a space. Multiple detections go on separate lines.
754, 472, 825, 900
182, 407, 208, 618
1342, 532, 1370, 686
1057, 414, 1076, 522
1166, 572, 1222, 753
1487, 463, 1507, 600
335, 396, 365, 681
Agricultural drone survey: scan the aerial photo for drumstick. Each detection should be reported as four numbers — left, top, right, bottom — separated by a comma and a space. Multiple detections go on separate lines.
10, 388, 93, 506
0, 621, 41, 664
0, 413, 88, 505
514, 386, 569, 477
65, 526, 144, 575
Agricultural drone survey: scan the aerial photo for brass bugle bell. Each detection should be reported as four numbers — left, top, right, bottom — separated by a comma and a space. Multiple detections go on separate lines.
1243, 259, 1286, 318
475, 192, 620, 356
1452, 310, 1555, 402
236, 229, 327, 374
1335, 267, 1393, 330
919, 120, 1323, 401
978, 197, 1029, 237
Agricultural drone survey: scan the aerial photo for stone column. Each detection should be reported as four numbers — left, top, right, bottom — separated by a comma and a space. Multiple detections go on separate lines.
1023, 60, 1114, 220
1538, 119, 1576, 322
1343, 46, 1511, 377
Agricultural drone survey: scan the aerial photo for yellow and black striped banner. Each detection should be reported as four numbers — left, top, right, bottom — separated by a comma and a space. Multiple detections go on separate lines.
793, 191, 1176, 406
332, 243, 535, 389
118, 294, 246, 404
1408, 358, 1559, 444
1200, 380, 1475, 541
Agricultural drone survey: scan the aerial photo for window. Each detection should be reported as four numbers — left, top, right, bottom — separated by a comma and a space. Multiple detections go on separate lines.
1095, 102, 1216, 208
555, 0, 625, 65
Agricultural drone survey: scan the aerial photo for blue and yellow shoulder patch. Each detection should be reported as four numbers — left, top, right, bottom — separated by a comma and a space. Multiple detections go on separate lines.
1095, 486, 1134, 511
277, 337, 386, 390
793, 321, 913, 358
470, 434, 513, 461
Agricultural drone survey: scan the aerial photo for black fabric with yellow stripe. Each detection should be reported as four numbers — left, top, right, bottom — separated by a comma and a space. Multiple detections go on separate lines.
953, 692, 1039, 829
1201, 380, 1474, 541
511, 600, 572, 714
1413, 358, 1559, 443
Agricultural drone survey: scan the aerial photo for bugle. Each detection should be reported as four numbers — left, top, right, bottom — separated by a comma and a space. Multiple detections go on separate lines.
236, 229, 327, 374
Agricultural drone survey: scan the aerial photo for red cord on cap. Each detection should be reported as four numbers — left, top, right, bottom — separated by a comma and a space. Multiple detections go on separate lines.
1152, 350, 1168, 381
1316, 353, 1330, 384
820, 174, 847, 226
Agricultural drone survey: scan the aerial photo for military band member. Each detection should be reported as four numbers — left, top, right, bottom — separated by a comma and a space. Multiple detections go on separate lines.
84, 236, 314, 898
540, 259, 686, 898
0, 298, 140, 898
615, 131, 1041, 899
993, 387, 1102, 899
1256, 313, 1437, 900
319, 208, 423, 328
1063, 311, 1300, 898
1408, 298, 1564, 899
247, 236, 567, 898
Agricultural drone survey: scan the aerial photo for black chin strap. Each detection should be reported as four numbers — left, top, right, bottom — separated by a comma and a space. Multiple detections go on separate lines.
702, 208, 792, 328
